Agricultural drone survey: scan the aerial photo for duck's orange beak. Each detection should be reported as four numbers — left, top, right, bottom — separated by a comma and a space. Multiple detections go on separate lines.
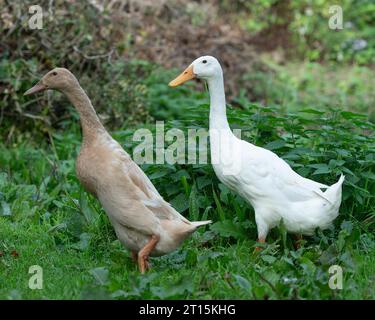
169, 65, 195, 87
24, 82, 47, 96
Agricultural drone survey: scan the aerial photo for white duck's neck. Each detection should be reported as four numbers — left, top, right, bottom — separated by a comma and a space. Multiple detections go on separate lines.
207, 72, 239, 170
207, 74, 231, 132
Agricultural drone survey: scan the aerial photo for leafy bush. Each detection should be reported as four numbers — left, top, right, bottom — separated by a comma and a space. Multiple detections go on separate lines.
289, 0, 375, 64
219, 0, 375, 64
0, 0, 264, 137
243, 61, 375, 121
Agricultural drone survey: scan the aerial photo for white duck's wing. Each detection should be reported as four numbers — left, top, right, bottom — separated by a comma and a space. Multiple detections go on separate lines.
238, 140, 329, 203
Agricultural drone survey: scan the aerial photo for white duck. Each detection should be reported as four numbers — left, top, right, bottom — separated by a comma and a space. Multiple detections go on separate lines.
24, 68, 211, 273
169, 56, 344, 248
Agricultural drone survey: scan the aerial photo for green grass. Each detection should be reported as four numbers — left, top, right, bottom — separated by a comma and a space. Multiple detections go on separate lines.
2, 214, 375, 299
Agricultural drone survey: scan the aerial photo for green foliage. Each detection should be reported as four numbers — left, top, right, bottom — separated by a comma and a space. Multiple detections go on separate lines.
289, 0, 375, 64
244, 61, 375, 121
1, 88, 374, 299
145, 68, 207, 120
220, 0, 375, 64
0, 0, 157, 136
0, 58, 154, 138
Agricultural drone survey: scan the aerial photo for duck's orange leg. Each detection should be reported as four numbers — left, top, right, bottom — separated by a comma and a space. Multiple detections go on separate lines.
138, 235, 159, 274
131, 251, 138, 263
254, 238, 266, 252
294, 234, 303, 249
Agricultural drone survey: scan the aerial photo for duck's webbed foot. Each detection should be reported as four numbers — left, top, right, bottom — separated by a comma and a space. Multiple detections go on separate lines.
138, 235, 159, 274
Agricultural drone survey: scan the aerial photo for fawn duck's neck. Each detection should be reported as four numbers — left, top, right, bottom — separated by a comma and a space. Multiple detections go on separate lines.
64, 86, 105, 140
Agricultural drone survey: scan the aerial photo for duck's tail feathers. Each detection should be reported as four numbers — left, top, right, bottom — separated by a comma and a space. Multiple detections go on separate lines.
324, 174, 345, 209
191, 220, 212, 228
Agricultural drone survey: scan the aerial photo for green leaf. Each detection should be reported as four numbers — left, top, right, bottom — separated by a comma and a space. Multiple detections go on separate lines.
308, 163, 332, 175
0, 201, 11, 216
170, 193, 189, 213
196, 176, 212, 190
341, 111, 367, 119
340, 220, 353, 234
189, 184, 199, 221
212, 188, 226, 221
71, 233, 91, 251
264, 139, 286, 151
148, 170, 169, 180
89, 267, 109, 285
151, 275, 193, 299
299, 257, 316, 274
300, 109, 325, 115
79, 191, 98, 225
233, 274, 252, 292
363, 171, 375, 181
313, 167, 332, 175
261, 255, 277, 264
181, 175, 190, 195
319, 245, 338, 266
211, 220, 248, 240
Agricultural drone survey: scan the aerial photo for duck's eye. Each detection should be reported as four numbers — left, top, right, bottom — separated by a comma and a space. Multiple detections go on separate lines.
52, 72, 57, 76
202, 60, 207, 64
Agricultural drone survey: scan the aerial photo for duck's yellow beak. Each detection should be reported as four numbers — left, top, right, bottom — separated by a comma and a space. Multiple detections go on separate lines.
24, 82, 47, 96
169, 65, 195, 87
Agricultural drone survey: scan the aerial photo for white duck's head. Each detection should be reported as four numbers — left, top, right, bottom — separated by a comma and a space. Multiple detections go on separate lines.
169, 55, 222, 87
